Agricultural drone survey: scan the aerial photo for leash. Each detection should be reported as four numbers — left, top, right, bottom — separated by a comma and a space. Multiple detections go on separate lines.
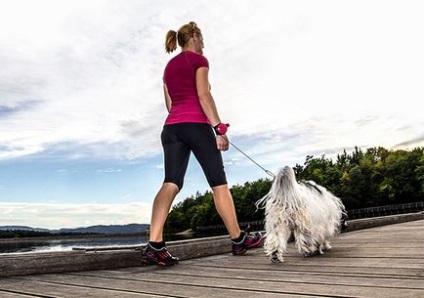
219, 135, 276, 178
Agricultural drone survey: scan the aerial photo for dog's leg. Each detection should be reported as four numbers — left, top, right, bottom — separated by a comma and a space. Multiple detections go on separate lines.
274, 224, 292, 263
264, 221, 291, 263
264, 230, 280, 263
321, 240, 332, 252
293, 227, 318, 257
319, 222, 335, 254
263, 217, 280, 263
293, 226, 308, 256
315, 234, 327, 255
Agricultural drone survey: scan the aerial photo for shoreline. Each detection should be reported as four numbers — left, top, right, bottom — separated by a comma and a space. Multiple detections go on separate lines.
0, 233, 147, 244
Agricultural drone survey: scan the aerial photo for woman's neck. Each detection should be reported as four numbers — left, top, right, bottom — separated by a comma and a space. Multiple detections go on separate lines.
182, 46, 196, 53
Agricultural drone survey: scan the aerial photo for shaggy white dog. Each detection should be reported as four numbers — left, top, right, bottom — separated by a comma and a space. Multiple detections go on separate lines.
256, 166, 348, 263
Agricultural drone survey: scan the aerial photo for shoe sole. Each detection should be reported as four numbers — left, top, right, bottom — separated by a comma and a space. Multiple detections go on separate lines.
142, 257, 179, 267
232, 248, 247, 256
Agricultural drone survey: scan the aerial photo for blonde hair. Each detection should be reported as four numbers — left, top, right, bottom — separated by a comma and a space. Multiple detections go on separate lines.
165, 21, 202, 53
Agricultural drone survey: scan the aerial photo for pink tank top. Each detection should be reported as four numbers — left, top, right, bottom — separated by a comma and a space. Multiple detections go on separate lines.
163, 51, 210, 125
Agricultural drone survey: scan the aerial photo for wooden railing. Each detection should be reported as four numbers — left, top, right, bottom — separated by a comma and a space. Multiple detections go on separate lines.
195, 201, 424, 237
347, 201, 424, 219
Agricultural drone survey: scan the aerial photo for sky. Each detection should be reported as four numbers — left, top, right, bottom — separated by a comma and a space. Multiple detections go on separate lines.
0, 0, 423, 229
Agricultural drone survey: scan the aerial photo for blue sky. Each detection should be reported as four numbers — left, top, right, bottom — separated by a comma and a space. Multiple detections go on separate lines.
1, 0, 423, 229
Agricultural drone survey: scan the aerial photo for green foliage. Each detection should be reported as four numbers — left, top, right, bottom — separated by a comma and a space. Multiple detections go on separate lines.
230, 179, 271, 222
164, 146, 423, 233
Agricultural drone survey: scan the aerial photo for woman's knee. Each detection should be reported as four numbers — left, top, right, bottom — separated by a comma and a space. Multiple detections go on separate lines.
162, 182, 181, 195
212, 184, 231, 196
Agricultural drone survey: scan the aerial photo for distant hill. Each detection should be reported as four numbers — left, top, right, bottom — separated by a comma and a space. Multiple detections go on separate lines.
55, 224, 150, 235
0, 224, 150, 235
0, 226, 51, 233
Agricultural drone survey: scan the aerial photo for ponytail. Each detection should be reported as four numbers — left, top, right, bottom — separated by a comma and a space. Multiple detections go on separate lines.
165, 30, 178, 53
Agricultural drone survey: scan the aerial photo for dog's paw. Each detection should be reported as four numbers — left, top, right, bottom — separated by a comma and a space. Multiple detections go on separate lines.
320, 241, 332, 252
270, 252, 283, 263
271, 256, 281, 263
322, 245, 332, 251
303, 250, 320, 257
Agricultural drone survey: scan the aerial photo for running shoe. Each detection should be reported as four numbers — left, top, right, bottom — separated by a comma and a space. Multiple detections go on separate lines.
232, 229, 264, 255
142, 243, 179, 266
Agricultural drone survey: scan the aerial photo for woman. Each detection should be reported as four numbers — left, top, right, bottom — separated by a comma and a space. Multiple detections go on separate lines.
142, 22, 263, 266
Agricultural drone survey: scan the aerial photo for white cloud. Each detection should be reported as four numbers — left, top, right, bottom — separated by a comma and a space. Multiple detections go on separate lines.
1, 1, 423, 163
0, 202, 151, 229
0, 0, 170, 160
96, 168, 123, 174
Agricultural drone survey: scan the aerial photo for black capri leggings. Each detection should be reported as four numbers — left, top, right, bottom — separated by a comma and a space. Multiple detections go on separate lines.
161, 123, 227, 190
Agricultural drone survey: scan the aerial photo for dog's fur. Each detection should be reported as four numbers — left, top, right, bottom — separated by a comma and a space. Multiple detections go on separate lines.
256, 166, 348, 263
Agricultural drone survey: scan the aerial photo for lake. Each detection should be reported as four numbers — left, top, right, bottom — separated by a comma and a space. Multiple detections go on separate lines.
0, 235, 149, 254
0, 230, 222, 254
0, 228, 232, 254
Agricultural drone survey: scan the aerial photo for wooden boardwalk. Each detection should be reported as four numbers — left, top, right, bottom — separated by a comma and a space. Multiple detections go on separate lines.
0, 219, 423, 298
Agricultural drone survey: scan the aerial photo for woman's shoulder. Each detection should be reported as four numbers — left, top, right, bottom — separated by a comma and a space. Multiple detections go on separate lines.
185, 51, 208, 59
185, 51, 209, 67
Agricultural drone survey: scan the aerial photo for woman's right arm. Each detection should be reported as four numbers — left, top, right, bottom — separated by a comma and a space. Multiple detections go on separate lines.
196, 67, 221, 126
196, 67, 229, 151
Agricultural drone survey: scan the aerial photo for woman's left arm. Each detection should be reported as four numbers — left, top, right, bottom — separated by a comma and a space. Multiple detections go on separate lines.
163, 84, 172, 112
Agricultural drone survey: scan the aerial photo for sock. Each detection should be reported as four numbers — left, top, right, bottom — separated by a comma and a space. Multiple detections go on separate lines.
149, 241, 165, 250
231, 231, 246, 243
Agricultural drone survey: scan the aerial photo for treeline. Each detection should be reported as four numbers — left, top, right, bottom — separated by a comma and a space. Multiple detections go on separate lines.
0, 230, 52, 238
164, 146, 423, 234
0, 230, 99, 239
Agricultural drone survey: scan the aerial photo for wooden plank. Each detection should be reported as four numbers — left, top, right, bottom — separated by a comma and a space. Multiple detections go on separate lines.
19, 269, 424, 298
0, 291, 41, 298
153, 261, 423, 279
195, 253, 424, 269
245, 242, 424, 258
196, 262, 423, 280
327, 242, 423, 247
0, 219, 422, 298
8, 275, 319, 298
0, 277, 169, 298
308, 247, 424, 258
66, 264, 424, 289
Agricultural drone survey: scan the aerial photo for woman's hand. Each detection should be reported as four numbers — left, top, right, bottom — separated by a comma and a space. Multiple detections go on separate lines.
216, 134, 229, 151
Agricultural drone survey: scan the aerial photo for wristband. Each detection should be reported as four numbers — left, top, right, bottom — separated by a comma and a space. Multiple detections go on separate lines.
214, 123, 230, 135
